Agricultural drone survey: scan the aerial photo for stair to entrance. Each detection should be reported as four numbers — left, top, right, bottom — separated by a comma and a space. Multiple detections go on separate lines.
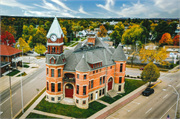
60, 98, 75, 105
107, 90, 118, 98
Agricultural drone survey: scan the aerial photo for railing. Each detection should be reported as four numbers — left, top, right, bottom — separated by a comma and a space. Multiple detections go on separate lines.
63, 77, 75, 82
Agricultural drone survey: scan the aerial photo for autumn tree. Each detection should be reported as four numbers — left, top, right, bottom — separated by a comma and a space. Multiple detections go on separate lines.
110, 22, 125, 46
173, 35, 180, 46
141, 62, 160, 86
22, 25, 37, 42
159, 33, 173, 45
122, 24, 144, 45
139, 46, 168, 65
15, 37, 30, 53
62, 27, 68, 43
1, 30, 16, 46
34, 43, 46, 55
97, 25, 107, 37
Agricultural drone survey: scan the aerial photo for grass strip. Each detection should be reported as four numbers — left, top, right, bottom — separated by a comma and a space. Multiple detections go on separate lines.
6, 69, 20, 76
16, 72, 27, 77
100, 79, 146, 104
35, 99, 106, 118
15, 87, 46, 118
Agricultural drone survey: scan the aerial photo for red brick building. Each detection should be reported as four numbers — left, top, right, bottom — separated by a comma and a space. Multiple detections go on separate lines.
0, 45, 22, 74
45, 17, 126, 109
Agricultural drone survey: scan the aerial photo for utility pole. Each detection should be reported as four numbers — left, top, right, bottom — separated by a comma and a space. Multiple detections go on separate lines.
9, 65, 13, 118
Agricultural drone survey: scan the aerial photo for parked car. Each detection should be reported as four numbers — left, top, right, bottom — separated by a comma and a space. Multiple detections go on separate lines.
142, 88, 154, 96
139, 67, 144, 70
27, 51, 34, 54
22, 53, 28, 56
40, 54, 45, 56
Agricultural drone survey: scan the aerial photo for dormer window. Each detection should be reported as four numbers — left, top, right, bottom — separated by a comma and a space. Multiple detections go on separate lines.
50, 57, 56, 64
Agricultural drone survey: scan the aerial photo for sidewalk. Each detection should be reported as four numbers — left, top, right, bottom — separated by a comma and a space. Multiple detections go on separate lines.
0, 63, 39, 93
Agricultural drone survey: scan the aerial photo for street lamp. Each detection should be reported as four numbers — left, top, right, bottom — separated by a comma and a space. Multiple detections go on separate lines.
163, 85, 179, 119
8, 64, 13, 118
17, 44, 24, 113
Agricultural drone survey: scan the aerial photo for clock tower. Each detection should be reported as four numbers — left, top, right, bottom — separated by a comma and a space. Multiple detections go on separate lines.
46, 16, 64, 54
45, 16, 66, 103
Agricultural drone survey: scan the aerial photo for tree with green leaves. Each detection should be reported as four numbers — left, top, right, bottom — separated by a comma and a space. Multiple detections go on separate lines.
34, 43, 46, 55
141, 62, 160, 86
110, 22, 125, 47
15, 37, 30, 53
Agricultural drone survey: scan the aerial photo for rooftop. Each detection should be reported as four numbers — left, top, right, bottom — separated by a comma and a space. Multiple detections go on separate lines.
0, 45, 22, 56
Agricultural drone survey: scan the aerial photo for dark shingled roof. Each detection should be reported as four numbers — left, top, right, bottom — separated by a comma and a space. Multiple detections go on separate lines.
46, 53, 65, 65
112, 44, 126, 61
75, 55, 91, 72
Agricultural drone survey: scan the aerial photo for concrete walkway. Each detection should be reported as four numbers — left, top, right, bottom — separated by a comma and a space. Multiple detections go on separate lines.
96, 100, 110, 106
19, 92, 46, 119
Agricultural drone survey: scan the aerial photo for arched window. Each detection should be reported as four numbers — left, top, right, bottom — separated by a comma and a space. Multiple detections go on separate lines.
51, 58, 54, 64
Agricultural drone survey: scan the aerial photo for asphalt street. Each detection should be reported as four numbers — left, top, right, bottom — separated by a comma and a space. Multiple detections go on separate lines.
107, 70, 180, 119
0, 55, 46, 118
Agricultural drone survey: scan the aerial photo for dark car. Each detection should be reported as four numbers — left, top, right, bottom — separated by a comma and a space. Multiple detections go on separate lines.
139, 67, 144, 70
27, 51, 34, 54
22, 53, 28, 56
142, 88, 154, 96
40, 54, 46, 56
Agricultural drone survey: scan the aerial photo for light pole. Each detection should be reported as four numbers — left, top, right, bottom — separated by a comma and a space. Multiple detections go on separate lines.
163, 85, 179, 119
17, 44, 24, 113
8, 64, 13, 118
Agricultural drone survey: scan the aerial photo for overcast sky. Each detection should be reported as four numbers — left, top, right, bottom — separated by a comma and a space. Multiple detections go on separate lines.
0, 0, 179, 18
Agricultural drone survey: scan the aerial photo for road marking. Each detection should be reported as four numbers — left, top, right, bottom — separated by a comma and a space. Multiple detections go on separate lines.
145, 108, 152, 114
160, 100, 178, 119
176, 83, 180, 87
132, 101, 140, 105
0, 111, 3, 115
123, 108, 130, 112
0, 93, 16, 106
163, 94, 168, 99
30, 77, 37, 83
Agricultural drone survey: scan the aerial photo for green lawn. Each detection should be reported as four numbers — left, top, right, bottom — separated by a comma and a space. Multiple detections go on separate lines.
16, 72, 27, 77
70, 42, 79, 47
27, 113, 57, 118
100, 79, 146, 104
35, 98, 106, 118
6, 69, 20, 76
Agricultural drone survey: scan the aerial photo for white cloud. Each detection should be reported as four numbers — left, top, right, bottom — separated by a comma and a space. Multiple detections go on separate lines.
96, 0, 115, 12
79, 5, 91, 15
51, 0, 76, 13
1, 0, 33, 10
34, 0, 60, 11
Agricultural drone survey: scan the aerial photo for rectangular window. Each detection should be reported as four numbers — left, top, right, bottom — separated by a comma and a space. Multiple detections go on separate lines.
103, 76, 105, 84
118, 85, 121, 91
77, 74, 79, 79
58, 83, 61, 91
84, 75, 87, 79
91, 93, 93, 100
119, 77, 122, 83
47, 68, 49, 76
93, 71, 95, 74
51, 97, 54, 101
93, 64, 95, 68
91, 80, 93, 88
76, 99, 79, 103
51, 69, 54, 77
58, 69, 61, 77
102, 88, 105, 95
110, 66, 112, 69
47, 82, 49, 90
58, 97, 61, 100
96, 70, 98, 73
83, 100, 86, 104
83, 86, 86, 95
51, 83, 55, 92
120, 63, 123, 72
100, 77, 102, 85
99, 90, 102, 96
3, 57, 5, 60
77, 85, 79, 94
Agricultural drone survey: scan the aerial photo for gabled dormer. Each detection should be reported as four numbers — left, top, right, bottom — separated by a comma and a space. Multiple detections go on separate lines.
46, 16, 64, 55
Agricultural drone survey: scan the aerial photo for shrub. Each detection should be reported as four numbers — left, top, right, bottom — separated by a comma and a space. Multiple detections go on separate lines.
127, 75, 129, 77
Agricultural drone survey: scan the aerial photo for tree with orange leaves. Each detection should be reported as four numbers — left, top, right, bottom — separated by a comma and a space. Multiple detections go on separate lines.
159, 33, 173, 45
98, 25, 107, 37
173, 35, 180, 46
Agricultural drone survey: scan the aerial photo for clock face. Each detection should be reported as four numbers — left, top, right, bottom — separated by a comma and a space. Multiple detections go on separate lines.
50, 34, 57, 42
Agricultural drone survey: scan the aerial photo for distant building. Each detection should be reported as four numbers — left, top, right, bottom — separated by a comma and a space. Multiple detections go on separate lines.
45, 17, 127, 109
0, 45, 22, 75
